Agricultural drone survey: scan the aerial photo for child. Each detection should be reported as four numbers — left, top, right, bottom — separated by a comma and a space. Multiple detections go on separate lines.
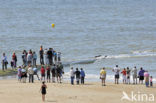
150, 76, 153, 87
121, 68, 127, 84
40, 82, 47, 102
144, 71, 149, 87
17, 66, 22, 82
21, 68, 27, 83
40, 66, 45, 81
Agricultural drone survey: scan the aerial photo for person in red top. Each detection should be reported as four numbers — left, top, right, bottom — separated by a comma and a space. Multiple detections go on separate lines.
41, 66, 45, 81
121, 68, 127, 84
12, 52, 17, 68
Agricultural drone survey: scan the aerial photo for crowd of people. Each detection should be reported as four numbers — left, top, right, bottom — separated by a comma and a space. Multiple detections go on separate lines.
1, 45, 62, 71
99, 65, 153, 87
17, 63, 64, 83
70, 67, 86, 85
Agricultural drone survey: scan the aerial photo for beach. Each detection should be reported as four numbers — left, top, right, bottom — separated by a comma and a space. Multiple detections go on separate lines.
0, 79, 155, 103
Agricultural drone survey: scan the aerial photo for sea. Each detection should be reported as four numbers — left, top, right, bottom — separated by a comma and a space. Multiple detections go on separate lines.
0, 0, 156, 83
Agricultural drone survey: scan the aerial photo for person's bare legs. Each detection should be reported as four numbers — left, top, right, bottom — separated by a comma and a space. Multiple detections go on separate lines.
42, 95, 45, 102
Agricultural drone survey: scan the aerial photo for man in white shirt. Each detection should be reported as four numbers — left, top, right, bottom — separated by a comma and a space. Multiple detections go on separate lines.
112, 65, 120, 84
28, 65, 34, 83
132, 66, 137, 84
70, 67, 75, 85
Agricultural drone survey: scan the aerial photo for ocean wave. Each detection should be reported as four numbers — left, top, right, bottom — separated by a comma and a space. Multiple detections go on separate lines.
96, 51, 156, 60
62, 50, 156, 66
62, 59, 96, 66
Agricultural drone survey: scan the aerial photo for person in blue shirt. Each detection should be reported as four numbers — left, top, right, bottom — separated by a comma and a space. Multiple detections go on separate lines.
80, 68, 85, 84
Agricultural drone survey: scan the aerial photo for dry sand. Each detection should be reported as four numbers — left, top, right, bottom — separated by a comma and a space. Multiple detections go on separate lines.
0, 79, 155, 103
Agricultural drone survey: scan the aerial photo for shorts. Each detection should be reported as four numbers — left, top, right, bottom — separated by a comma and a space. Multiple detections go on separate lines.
127, 75, 130, 79
41, 74, 45, 77
101, 75, 106, 79
139, 76, 144, 80
115, 74, 119, 79
42, 91, 46, 95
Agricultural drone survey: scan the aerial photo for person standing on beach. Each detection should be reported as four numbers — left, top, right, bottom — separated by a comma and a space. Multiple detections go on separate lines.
53, 51, 57, 65
32, 51, 37, 67
47, 48, 53, 65
57, 52, 61, 62
28, 65, 34, 83
41, 66, 45, 81
33, 66, 40, 81
17, 66, 22, 82
22, 50, 27, 66
150, 76, 153, 87
44, 49, 49, 65
39, 46, 44, 65
10, 60, 14, 69
80, 68, 85, 84
46, 66, 51, 83
75, 68, 81, 85
56, 65, 62, 83
27, 51, 33, 65
70, 67, 75, 85
121, 68, 127, 84
132, 66, 137, 84
100, 68, 106, 86
113, 65, 120, 84
126, 67, 131, 84
144, 71, 149, 87
12, 53, 17, 68
51, 64, 56, 83
21, 67, 27, 83
138, 67, 145, 84
40, 81, 47, 102
2, 53, 8, 71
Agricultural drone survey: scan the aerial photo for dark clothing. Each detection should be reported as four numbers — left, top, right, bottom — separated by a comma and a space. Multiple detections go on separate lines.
47, 74, 50, 80
40, 50, 44, 65
139, 76, 144, 80
47, 50, 53, 65
150, 82, 153, 87
81, 76, 85, 84
56, 67, 61, 77
47, 67, 51, 79
2, 60, 7, 70
21, 72, 27, 78
51, 67, 56, 77
40, 56, 44, 65
115, 74, 119, 79
75, 70, 80, 79
41, 85, 46, 95
29, 74, 34, 83
71, 76, 75, 85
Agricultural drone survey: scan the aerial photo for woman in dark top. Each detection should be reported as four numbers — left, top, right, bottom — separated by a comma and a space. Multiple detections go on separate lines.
40, 82, 47, 102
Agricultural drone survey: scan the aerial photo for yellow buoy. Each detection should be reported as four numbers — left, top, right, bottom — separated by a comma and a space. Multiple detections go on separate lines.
51, 24, 55, 28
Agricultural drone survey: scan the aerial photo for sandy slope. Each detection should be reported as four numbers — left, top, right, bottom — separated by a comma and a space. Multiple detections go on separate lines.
0, 79, 155, 103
